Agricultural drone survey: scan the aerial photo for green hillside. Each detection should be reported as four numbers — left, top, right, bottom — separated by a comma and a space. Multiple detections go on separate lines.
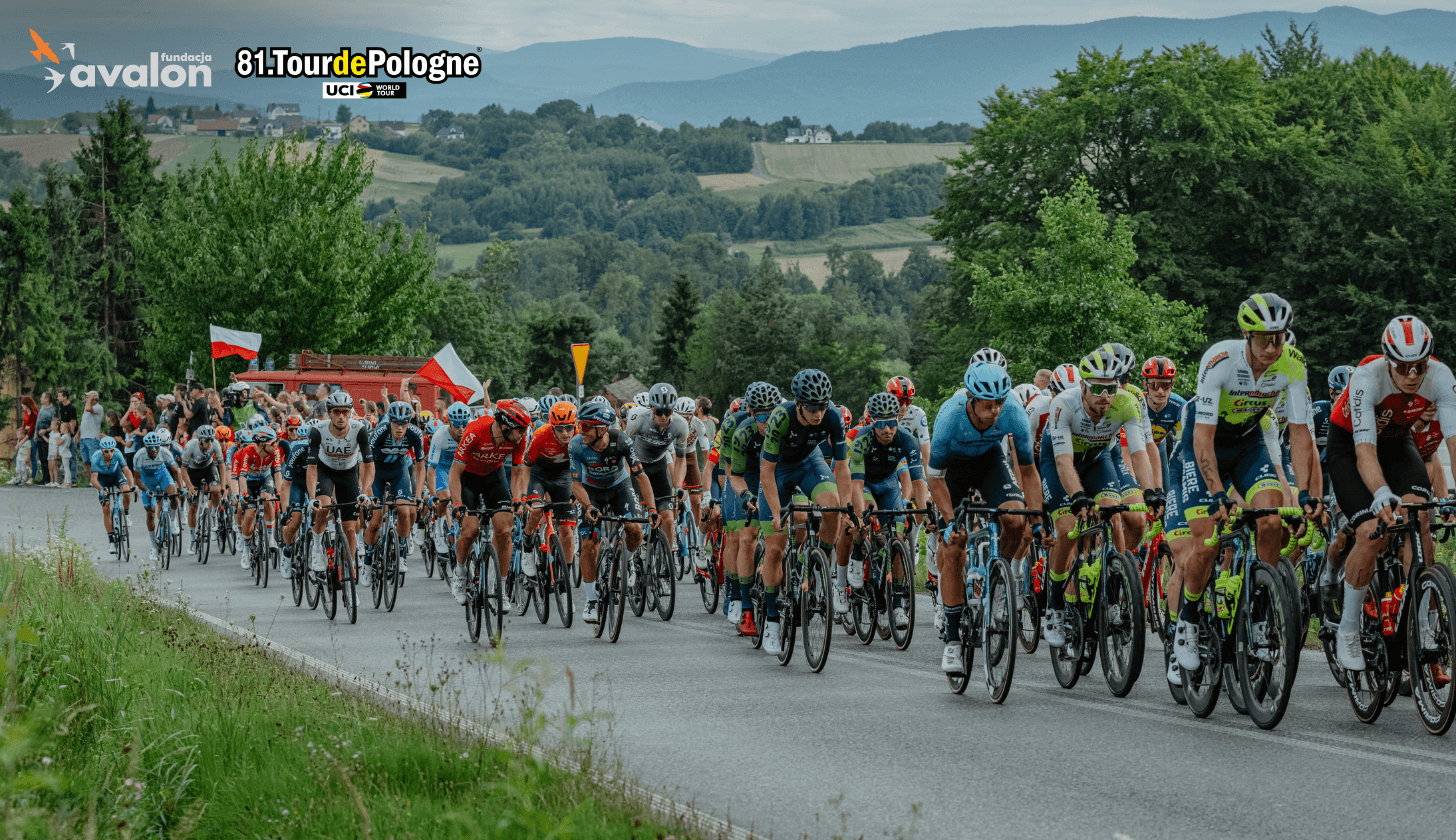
756, 142, 961, 183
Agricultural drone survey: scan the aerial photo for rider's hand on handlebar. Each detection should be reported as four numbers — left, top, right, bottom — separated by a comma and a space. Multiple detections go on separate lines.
1371, 485, 1401, 528
1209, 490, 1233, 528
584, 504, 600, 523
1069, 491, 1096, 524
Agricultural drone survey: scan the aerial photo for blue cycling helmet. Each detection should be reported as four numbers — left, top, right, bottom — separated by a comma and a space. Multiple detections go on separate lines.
252, 427, 277, 443
446, 401, 472, 427
143, 431, 163, 448
1328, 365, 1354, 392
538, 395, 559, 415
99, 437, 117, 451
577, 401, 616, 427
387, 400, 414, 423
963, 361, 1011, 401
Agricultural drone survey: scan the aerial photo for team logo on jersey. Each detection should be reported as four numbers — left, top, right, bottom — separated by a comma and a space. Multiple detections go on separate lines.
1205, 351, 1230, 371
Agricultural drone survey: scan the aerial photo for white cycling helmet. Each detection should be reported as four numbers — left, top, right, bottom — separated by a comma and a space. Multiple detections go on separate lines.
1382, 315, 1433, 363
673, 396, 695, 414
518, 397, 540, 416
1050, 363, 1081, 394
970, 347, 1008, 370
157, 428, 172, 444
1012, 383, 1041, 408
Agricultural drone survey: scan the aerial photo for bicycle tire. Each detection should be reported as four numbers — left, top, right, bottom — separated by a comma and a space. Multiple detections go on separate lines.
118, 511, 131, 564
1345, 586, 1390, 724
984, 557, 1017, 704
607, 533, 627, 643
198, 506, 211, 564
750, 573, 766, 650
466, 552, 483, 644
627, 551, 647, 618
888, 539, 915, 650
323, 539, 339, 621
290, 544, 304, 607
1408, 563, 1456, 736
547, 536, 571, 628
383, 531, 400, 613
1050, 608, 1082, 689
533, 547, 551, 625
653, 532, 676, 621
1276, 557, 1303, 685
1225, 661, 1250, 715
1017, 546, 1041, 654
370, 539, 385, 610
572, 545, 583, 588
511, 569, 531, 617
777, 566, 798, 666
1098, 550, 1145, 698
423, 527, 437, 579
1182, 617, 1222, 718
343, 549, 358, 625
260, 544, 271, 589
227, 526, 238, 556
803, 548, 833, 673
170, 507, 182, 556
304, 535, 321, 610
1234, 562, 1296, 729
947, 608, 974, 694
484, 545, 504, 645
592, 547, 611, 640
852, 589, 875, 645
699, 556, 720, 614
160, 521, 172, 571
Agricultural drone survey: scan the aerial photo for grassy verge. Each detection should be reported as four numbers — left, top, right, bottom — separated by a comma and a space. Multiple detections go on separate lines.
0, 538, 692, 838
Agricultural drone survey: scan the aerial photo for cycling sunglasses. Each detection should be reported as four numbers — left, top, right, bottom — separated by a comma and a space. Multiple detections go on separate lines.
872, 418, 898, 430
449, 419, 469, 429
653, 407, 673, 417
754, 411, 772, 423
1086, 382, 1119, 396
797, 401, 828, 413
1392, 359, 1428, 377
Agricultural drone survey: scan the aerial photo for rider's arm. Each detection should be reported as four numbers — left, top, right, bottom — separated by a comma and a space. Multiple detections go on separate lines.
448, 459, 466, 510
758, 407, 789, 520
357, 424, 375, 498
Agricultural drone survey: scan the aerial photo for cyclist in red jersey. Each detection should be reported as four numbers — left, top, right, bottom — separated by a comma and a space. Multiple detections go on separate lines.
519, 401, 579, 577
448, 400, 531, 605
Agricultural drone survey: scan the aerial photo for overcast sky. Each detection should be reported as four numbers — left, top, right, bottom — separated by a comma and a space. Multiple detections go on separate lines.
20, 1, 1456, 54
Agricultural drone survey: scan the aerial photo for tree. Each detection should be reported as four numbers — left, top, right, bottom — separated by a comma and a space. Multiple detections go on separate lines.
686, 255, 808, 408
0, 107, 12, 133
336, 104, 352, 124
960, 178, 1205, 389
651, 273, 700, 383
144, 96, 156, 116
60, 112, 82, 133
125, 138, 434, 390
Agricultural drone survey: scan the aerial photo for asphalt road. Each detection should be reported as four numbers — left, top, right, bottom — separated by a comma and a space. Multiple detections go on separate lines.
7, 485, 1455, 840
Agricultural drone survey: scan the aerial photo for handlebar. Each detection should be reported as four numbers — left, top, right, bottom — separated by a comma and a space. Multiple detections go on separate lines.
1067, 503, 1147, 539
1201, 506, 1306, 547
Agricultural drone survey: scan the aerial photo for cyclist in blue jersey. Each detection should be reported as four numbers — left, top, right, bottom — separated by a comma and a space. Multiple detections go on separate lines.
927, 361, 1042, 675
133, 431, 183, 563
1141, 356, 1187, 475
278, 419, 316, 575
428, 402, 471, 555
757, 369, 852, 657
724, 382, 782, 634
89, 437, 134, 555
362, 401, 426, 585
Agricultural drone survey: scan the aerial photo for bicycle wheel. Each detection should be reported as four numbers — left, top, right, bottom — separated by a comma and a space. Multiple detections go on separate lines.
653, 533, 676, 621
1182, 618, 1222, 719
777, 561, 798, 666
170, 508, 182, 556
260, 544, 271, 589
117, 513, 130, 564
984, 557, 1017, 704
160, 523, 172, 571
607, 533, 627, 643
750, 573, 766, 650
304, 535, 321, 610
1098, 551, 1145, 698
549, 536, 572, 628
1408, 564, 1456, 736
1276, 557, 1303, 685
533, 549, 551, 625
423, 525, 437, 579
323, 541, 339, 621
466, 553, 483, 644
1345, 588, 1390, 725
198, 506, 212, 564
1225, 661, 1250, 716
699, 553, 720, 614
484, 546, 504, 645
1017, 551, 1041, 655
888, 539, 915, 651
383, 531, 400, 613
227, 525, 238, 556
802, 547, 833, 673
1049, 609, 1083, 690
343, 549, 359, 625
1233, 563, 1295, 730
370, 541, 385, 610
852, 589, 876, 645
572, 544, 583, 588
510, 569, 531, 617
947, 609, 975, 694
626, 551, 647, 618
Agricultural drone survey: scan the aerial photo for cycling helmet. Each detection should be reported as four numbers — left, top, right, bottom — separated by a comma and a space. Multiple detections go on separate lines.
326, 390, 353, 410
1142, 356, 1177, 380
549, 401, 578, 426
1382, 315, 1433, 363
246, 413, 268, 429
1284, 329, 1297, 347
673, 396, 695, 415
538, 395, 559, 415
729, 397, 744, 414
790, 369, 833, 404
562, 394, 579, 406
886, 375, 915, 402
634, 391, 650, 406
867, 392, 900, 419
1050, 363, 1081, 394
216, 426, 234, 442
1012, 384, 1041, 407
285, 415, 302, 428
963, 361, 1011, 401
419, 410, 433, 422
518, 397, 539, 416
493, 399, 531, 431
1099, 343, 1136, 377
1236, 293, 1293, 333
745, 382, 782, 412
839, 405, 854, 427
386, 400, 415, 423
970, 347, 1008, 370
143, 431, 163, 448
647, 383, 678, 409
446, 401, 472, 427
157, 428, 172, 444
1079, 347, 1120, 381
99, 437, 117, 451
426, 418, 442, 434
578, 401, 616, 427
237, 429, 252, 444
585, 395, 610, 407
252, 427, 277, 444
1328, 365, 1354, 392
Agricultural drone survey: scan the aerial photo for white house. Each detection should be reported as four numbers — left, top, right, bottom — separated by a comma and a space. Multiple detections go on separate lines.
784, 125, 832, 143
435, 125, 464, 141
319, 122, 344, 141
146, 113, 174, 130
267, 103, 301, 119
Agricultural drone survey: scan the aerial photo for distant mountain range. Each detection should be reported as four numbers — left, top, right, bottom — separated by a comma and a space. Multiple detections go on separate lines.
2, 7, 1453, 129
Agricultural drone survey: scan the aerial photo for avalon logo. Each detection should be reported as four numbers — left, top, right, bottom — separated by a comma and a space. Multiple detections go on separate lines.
27, 28, 212, 93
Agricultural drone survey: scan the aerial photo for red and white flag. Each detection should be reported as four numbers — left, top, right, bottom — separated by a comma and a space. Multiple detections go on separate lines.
416, 343, 484, 404
209, 324, 262, 360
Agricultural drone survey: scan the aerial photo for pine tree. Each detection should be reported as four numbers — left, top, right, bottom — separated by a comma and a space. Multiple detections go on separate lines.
144, 96, 156, 116
650, 273, 700, 383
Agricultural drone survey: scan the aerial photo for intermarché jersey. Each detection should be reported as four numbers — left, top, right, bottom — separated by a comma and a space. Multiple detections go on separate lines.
1193, 339, 1311, 447
761, 401, 847, 466
369, 422, 425, 472
1332, 355, 1456, 447
849, 426, 925, 484
309, 419, 374, 471
453, 415, 526, 476
928, 392, 1034, 472
1045, 387, 1147, 464
623, 406, 691, 464
569, 428, 640, 489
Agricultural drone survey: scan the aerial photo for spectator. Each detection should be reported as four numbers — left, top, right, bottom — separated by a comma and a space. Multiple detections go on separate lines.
208, 389, 234, 430
17, 395, 38, 484
694, 396, 717, 473
1034, 369, 1053, 393
77, 390, 106, 482
124, 392, 150, 430
55, 389, 78, 467
34, 392, 55, 485
183, 382, 211, 434
105, 409, 123, 443
47, 418, 72, 487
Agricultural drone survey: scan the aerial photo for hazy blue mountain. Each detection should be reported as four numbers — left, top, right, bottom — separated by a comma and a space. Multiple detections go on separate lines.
476, 38, 771, 97
589, 6, 1456, 129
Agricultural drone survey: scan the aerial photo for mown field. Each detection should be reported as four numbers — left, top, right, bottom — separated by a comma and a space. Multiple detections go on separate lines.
755, 141, 962, 183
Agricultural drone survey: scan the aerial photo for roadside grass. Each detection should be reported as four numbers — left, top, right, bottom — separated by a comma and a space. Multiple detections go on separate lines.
0, 536, 692, 839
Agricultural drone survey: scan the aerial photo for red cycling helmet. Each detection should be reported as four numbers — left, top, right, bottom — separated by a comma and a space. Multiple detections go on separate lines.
1142, 356, 1177, 380
886, 375, 915, 402
729, 398, 744, 414
285, 414, 303, 427
839, 405, 853, 427
494, 399, 532, 431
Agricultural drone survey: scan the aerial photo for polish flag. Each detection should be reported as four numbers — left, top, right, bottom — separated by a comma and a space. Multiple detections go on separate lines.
210, 325, 262, 360
416, 343, 484, 404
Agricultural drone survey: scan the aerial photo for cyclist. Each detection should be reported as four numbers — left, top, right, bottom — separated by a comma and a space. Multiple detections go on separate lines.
428, 402, 472, 557
519, 399, 580, 579
757, 369, 852, 657
448, 399, 531, 606
570, 401, 659, 624
675, 395, 708, 548
1102, 343, 1159, 551
708, 391, 750, 620
624, 383, 693, 566
132, 431, 183, 563
1326, 315, 1456, 669
306, 390, 375, 579
1040, 347, 1164, 646
1166, 293, 1320, 673
361, 401, 426, 586
927, 361, 1040, 675
89, 437, 135, 554
177, 424, 226, 555
1141, 356, 1185, 478
235, 426, 283, 570
886, 376, 933, 580
278, 418, 315, 576
848, 391, 929, 631
724, 381, 782, 634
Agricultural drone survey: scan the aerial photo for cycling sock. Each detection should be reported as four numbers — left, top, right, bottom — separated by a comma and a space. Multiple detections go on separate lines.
1341, 582, 1368, 631
835, 562, 848, 590
1179, 588, 1202, 624
1049, 570, 1070, 610
764, 586, 779, 620
944, 605, 963, 641
819, 538, 834, 559
727, 578, 740, 603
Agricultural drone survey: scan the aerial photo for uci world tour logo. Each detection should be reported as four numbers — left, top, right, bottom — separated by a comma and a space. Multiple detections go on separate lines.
27, 28, 213, 93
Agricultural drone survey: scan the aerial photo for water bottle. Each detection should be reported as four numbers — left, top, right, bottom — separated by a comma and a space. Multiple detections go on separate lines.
1214, 570, 1231, 619
1381, 591, 1397, 636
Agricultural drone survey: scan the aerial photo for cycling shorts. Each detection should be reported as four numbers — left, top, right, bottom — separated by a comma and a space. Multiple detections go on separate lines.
314, 463, 362, 519
683, 457, 702, 493
1280, 443, 1295, 486
245, 475, 275, 499
1326, 425, 1430, 528
1110, 447, 1142, 502
288, 480, 309, 512
138, 471, 174, 508
527, 468, 575, 523
1040, 448, 1121, 520
1173, 421, 1282, 531
1164, 452, 1190, 540
722, 478, 748, 532
756, 449, 838, 535
582, 480, 643, 540
459, 467, 511, 518
186, 465, 218, 491
372, 468, 412, 502
642, 458, 673, 510
941, 449, 1026, 518
864, 473, 905, 530
95, 470, 122, 503
432, 465, 452, 494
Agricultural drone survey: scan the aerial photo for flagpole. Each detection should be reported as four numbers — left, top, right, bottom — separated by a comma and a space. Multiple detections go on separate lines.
212, 356, 217, 390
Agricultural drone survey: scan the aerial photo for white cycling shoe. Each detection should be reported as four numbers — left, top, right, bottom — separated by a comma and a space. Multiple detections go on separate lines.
1167, 654, 1182, 685
847, 559, 864, 589
833, 587, 850, 615
521, 551, 537, 577
1042, 610, 1067, 647
309, 542, 327, 573
359, 565, 372, 589
941, 643, 966, 675
1173, 620, 1202, 670
1337, 625, 1367, 671
694, 548, 708, 571
892, 607, 910, 630
727, 601, 744, 626
450, 574, 468, 605
583, 600, 600, 624
762, 621, 783, 656
933, 603, 945, 635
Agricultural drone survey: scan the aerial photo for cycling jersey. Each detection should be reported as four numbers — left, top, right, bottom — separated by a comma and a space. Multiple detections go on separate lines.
1145, 392, 1187, 449
523, 425, 572, 476
234, 444, 282, 482
849, 426, 925, 484
1311, 399, 1333, 453
89, 449, 126, 479
453, 415, 525, 476
1331, 355, 1456, 446
928, 392, 1033, 472
428, 426, 460, 470
1193, 339, 1311, 446
280, 438, 310, 483
761, 401, 847, 466
132, 447, 176, 484
569, 429, 640, 489
1023, 393, 1053, 460
901, 403, 931, 447
1416, 420, 1445, 460
623, 407, 690, 464
179, 438, 223, 470
726, 418, 768, 490
369, 422, 424, 470
1045, 388, 1147, 465
309, 419, 373, 471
